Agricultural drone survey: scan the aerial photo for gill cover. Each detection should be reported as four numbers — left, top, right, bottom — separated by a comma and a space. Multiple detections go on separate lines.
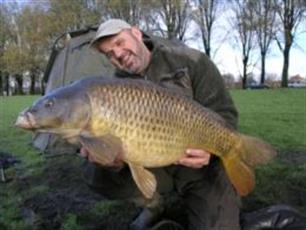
22, 82, 91, 132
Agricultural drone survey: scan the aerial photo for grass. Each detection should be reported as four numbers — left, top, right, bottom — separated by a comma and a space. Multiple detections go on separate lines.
231, 88, 306, 213
0, 95, 42, 230
0, 95, 41, 164
0, 88, 306, 229
231, 88, 306, 151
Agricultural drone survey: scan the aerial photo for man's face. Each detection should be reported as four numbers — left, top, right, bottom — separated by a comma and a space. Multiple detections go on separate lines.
98, 27, 150, 74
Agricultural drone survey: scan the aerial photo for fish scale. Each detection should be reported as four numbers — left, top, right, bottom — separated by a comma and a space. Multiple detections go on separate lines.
89, 81, 236, 166
15, 77, 276, 199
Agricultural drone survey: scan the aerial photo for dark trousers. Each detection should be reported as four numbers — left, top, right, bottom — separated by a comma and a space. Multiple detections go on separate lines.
83, 159, 241, 230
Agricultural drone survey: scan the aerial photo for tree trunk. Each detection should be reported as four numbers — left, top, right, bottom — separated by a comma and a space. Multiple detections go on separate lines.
15, 74, 24, 95
260, 52, 266, 84
205, 45, 210, 58
200, 27, 210, 57
4, 73, 10, 96
0, 71, 3, 96
281, 45, 290, 87
30, 71, 36, 95
242, 56, 248, 89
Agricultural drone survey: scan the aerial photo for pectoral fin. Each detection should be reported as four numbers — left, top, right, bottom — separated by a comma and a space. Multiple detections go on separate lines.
80, 134, 123, 165
128, 163, 157, 199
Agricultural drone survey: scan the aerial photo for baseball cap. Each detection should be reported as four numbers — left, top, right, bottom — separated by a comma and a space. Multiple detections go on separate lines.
90, 19, 132, 50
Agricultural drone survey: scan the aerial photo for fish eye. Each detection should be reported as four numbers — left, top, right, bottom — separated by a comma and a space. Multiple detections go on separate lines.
44, 99, 54, 108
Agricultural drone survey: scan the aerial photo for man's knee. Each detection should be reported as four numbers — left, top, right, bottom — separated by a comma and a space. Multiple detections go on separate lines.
176, 161, 241, 230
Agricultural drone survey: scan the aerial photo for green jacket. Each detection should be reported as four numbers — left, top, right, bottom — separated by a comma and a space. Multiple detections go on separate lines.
116, 33, 239, 129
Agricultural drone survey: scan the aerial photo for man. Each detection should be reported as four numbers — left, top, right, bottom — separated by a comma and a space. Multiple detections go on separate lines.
81, 19, 241, 230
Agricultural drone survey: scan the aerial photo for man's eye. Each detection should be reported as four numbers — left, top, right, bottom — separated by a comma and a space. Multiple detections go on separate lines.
116, 40, 123, 47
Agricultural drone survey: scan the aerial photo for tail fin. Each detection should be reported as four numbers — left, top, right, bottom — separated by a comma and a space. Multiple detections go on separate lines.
222, 134, 277, 196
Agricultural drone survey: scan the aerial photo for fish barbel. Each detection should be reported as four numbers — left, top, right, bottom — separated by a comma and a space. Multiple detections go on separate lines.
15, 77, 276, 199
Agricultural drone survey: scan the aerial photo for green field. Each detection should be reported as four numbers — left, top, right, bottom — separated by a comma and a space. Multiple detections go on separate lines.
0, 89, 305, 229
231, 89, 306, 213
231, 88, 306, 151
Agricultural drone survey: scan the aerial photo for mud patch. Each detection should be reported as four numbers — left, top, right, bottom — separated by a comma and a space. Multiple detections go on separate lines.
8, 150, 306, 229
242, 149, 306, 213
19, 154, 139, 230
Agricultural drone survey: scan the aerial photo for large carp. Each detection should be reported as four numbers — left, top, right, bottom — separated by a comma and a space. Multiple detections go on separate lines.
15, 77, 276, 199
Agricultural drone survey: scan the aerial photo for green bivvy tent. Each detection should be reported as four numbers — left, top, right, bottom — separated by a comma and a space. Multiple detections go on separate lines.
33, 26, 115, 155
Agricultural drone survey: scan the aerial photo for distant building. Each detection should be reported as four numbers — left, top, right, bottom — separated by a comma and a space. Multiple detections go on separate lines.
289, 75, 306, 83
288, 75, 306, 88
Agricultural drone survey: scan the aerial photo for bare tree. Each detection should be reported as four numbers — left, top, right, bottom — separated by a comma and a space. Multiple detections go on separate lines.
230, 0, 257, 89
253, 0, 277, 84
96, 0, 144, 24
274, 0, 306, 87
146, 0, 192, 40
193, 0, 219, 57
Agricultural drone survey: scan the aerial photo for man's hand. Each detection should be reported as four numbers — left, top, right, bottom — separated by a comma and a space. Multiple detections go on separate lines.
79, 147, 124, 169
177, 149, 211, 168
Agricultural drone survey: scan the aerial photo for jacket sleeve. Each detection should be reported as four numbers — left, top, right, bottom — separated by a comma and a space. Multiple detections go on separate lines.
189, 52, 239, 129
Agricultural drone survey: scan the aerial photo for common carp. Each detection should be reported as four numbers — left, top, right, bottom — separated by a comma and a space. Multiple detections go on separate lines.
15, 77, 276, 199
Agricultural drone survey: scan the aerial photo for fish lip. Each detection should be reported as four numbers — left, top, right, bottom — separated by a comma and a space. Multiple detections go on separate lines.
15, 111, 37, 130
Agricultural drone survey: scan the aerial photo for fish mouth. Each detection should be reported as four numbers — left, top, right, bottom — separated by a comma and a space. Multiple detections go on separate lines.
15, 111, 37, 130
